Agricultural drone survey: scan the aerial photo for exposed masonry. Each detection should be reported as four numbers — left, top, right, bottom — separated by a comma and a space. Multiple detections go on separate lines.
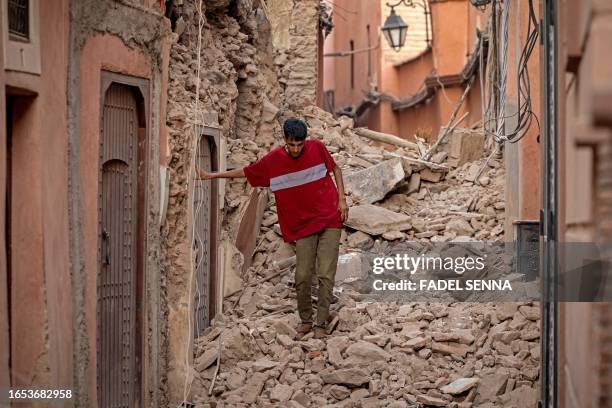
162, 0, 321, 403
162, 1, 539, 407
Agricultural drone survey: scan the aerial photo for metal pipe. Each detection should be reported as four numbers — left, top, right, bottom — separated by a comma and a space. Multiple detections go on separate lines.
541, 0, 558, 407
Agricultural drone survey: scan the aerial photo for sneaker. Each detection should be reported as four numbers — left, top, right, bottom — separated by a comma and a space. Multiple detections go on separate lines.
295, 323, 312, 339
313, 327, 327, 339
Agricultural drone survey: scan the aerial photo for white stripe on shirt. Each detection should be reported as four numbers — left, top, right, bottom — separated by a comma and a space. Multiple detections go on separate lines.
269, 163, 328, 192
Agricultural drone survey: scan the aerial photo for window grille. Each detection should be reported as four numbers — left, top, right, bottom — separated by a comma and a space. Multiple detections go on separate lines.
8, 0, 29, 41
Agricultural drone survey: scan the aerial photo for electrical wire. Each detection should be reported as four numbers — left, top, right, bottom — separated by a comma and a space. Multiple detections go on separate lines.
322, 0, 358, 15
180, 0, 204, 405
482, 0, 540, 144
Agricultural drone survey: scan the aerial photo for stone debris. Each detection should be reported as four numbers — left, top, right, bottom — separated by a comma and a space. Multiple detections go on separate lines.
448, 127, 486, 166
195, 348, 218, 371
417, 394, 449, 406
344, 158, 405, 204
347, 231, 374, 250
191, 291, 541, 407
345, 205, 412, 236
321, 368, 370, 386
440, 377, 480, 394
335, 252, 370, 283
344, 341, 392, 364
176, 85, 534, 407
478, 372, 510, 402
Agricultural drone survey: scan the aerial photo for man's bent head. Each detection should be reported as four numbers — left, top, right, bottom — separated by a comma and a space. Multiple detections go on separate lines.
283, 118, 307, 159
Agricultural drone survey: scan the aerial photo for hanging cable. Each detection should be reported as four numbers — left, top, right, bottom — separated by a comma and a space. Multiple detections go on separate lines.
482, 0, 540, 143
179, 0, 205, 405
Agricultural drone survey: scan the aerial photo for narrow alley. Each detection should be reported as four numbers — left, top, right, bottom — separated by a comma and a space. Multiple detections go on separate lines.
188, 106, 540, 407
1, 1, 611, 408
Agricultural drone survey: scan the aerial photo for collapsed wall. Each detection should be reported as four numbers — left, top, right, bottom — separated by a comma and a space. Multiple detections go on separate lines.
162, 0, 321, 403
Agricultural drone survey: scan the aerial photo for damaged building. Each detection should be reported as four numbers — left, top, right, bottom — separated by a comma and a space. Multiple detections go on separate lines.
0, 0, 328, 406
0, 0, 611, 407
1, 0, 171, 406
162, 0, 324, 403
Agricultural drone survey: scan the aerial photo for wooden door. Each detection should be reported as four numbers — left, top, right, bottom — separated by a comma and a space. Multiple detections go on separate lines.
193, 136, 212, 337
97, 83, 140, 408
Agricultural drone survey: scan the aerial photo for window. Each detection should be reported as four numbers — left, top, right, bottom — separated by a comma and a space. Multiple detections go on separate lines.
4, 0, 40, 74
366, 25, 372, 78
350, 40, 355, 89
8, 0, 29, 41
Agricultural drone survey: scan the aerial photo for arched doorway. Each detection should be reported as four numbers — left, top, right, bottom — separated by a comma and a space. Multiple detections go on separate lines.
97, 82, 145, 408
193, 132, 218, 337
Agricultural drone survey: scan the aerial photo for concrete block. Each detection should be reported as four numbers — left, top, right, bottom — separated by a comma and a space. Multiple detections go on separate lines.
449, 128, 485, 166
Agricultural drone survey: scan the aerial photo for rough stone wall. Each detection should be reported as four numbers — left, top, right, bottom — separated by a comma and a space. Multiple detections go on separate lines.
162, 0, 322, 404
268, 0, 321, 113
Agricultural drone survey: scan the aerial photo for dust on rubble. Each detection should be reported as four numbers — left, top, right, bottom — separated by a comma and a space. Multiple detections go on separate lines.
188, 105, 539, 408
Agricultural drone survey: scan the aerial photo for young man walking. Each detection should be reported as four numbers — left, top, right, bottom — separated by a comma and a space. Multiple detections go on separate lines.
197, 119, 348, 339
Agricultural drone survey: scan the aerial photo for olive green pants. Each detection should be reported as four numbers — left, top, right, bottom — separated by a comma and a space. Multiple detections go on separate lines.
295, 228, 341, 328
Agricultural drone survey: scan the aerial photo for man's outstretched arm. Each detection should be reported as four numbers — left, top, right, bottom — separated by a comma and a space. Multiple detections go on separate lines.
197, 167, 245, 180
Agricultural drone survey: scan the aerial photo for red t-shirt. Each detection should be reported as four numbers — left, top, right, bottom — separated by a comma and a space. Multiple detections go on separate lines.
243, 139, 342, 242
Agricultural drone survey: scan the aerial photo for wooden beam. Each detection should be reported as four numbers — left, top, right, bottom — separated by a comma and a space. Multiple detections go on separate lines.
352, 128, 418, 150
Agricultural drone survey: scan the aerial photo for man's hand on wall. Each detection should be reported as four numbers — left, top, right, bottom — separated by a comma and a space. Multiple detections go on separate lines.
196, 166, 214, 180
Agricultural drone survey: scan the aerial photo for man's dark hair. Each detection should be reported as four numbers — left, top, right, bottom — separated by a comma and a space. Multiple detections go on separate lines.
283, 119, 308, 141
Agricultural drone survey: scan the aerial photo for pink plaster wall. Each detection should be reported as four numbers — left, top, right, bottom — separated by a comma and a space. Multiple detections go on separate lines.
396, 52, 434, 96
323, 26, 336, 93
517, 1, 541, 220
79, 34, 152, 406
39, 0, 73, 392
386, 0, 481, 141
430, 0, 469, 76
0, 0, 9, 391
4, 0, 73, 396
8, 95, 46, 389
322, 0, 382, 129
379, 63, 400, 135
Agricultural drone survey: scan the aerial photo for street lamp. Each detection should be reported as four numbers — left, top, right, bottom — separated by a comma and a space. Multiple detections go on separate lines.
469, 0, 491, 7
381, 7, 408, 52
381, 0, 431, 52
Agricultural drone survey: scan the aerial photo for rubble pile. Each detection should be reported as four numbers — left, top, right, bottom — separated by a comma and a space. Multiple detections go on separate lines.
186, 106, 540, 407
162, 1, 294, 400
159, 1, 535, 405
224, 106, 507, 278
303, 107, 506, 244
191, 290, 540, 407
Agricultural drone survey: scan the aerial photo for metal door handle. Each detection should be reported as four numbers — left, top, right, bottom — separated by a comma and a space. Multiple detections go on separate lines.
193, 239, 200, 264
102, 230, 111, 265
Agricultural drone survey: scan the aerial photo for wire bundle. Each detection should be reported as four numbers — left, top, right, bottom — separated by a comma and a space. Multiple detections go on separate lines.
181, 0, 205, 405
482, 0, 540, 145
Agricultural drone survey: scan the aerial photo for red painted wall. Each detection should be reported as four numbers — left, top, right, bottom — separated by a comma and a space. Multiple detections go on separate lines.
324, 0, 486, 142
4, 0, 73, 396
0, 0, 9, 392
322, 0, 382, 129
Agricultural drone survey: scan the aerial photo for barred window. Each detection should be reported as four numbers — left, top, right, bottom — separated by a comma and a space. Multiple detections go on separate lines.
8, 0, 29, 41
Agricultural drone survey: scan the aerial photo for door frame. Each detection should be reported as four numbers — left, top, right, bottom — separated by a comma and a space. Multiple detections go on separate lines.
98, 71, 150, 407
540, 0, 559, 406
194, 127, 220, 333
